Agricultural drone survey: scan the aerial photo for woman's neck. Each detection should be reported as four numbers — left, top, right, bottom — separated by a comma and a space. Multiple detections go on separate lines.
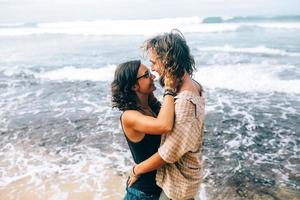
136, 93, 149, 109
136, 94, 155, 116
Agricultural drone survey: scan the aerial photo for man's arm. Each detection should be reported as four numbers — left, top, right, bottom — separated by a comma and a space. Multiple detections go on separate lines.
127, 152, 166, 187
134, 152, 166, 176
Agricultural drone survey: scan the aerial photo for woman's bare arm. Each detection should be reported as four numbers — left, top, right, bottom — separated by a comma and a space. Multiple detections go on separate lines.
122, 94, 174, 134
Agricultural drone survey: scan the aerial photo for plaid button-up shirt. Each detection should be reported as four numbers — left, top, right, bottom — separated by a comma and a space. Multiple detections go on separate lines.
156, 90, 205, 200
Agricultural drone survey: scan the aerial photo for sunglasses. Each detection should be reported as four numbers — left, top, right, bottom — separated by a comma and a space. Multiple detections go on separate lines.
136, 69, 151, 80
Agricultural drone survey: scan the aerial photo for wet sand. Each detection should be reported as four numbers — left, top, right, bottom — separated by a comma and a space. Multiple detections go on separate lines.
0, 170, 125, 200
2, 174, 299, 200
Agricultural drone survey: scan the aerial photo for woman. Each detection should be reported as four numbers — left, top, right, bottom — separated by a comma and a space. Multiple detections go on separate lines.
111, 60, 177, 200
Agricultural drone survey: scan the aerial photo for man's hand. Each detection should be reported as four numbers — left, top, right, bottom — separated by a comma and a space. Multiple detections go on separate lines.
127, 166, 140, 187
127, 174, 139, 187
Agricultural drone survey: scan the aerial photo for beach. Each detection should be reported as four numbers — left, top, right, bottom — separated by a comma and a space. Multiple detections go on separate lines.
0, 16, 299, 199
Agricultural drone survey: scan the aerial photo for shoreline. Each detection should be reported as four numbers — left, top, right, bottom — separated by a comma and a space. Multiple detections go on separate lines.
0, 169, 126, 200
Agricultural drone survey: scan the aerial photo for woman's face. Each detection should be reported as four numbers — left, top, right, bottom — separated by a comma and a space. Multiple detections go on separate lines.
134, 64, 156, 94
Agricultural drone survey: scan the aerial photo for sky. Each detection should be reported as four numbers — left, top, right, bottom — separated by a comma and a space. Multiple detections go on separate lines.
0, 0, 300, 23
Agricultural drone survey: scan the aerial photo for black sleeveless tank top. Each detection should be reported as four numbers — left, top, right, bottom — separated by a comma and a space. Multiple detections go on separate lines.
120, 114, 162, 195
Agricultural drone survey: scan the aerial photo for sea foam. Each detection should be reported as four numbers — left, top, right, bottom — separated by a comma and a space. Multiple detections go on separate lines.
195, 64, 300, 94
2, 63, 300, 94
37, 65, 116, 81
1, 17, 300, 36
197, 45, 300, 56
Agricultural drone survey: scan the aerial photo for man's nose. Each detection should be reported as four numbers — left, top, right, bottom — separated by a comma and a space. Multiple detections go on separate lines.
151, 65, 157, 71
151, 73, 156, 80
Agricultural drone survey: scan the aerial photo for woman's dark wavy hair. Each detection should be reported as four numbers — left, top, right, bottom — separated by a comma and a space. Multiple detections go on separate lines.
142, 29, 196, 81
111, 60, 161, 113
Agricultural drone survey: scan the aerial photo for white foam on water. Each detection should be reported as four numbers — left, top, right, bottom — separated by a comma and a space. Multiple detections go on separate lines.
258, 22, 300, 30
226, 135, 242, 149
1, 65, 116, 82
198, 184, 208, 200
3, 63, 300, 94
0, 141, 130, 199
2, 66, 37, 77
194, 64, 300, 94
271, 168, 291, 184
197, 45, 300, 57
37, 65, 116, 81
1, 17, 300, 36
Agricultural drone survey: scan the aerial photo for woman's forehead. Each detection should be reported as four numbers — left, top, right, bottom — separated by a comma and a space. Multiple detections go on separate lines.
138, 64, 148, 73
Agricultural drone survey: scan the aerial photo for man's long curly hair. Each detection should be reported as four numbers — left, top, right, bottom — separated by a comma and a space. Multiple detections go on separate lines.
142, 29, 196, 82
111, 60, 161, 113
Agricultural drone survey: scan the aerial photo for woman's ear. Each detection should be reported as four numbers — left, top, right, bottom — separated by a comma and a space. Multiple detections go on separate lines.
132, 84, 139, 91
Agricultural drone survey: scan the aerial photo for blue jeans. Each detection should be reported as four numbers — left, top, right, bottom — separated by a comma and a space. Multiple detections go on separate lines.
124, 186, 160, 200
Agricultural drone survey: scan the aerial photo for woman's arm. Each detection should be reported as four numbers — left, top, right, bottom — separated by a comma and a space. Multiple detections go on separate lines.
122, 94, 174, 134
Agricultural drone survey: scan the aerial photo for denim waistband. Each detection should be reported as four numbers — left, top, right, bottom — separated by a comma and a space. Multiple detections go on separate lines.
126, 186, 160, 199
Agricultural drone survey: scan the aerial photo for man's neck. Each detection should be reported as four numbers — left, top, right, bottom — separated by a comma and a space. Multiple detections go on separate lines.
177, 72, 193, 93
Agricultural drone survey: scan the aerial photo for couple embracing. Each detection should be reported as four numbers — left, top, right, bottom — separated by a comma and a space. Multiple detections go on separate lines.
111, 29, 205, 200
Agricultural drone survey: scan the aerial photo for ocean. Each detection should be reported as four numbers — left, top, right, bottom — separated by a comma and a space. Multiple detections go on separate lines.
0, 16, 299, 200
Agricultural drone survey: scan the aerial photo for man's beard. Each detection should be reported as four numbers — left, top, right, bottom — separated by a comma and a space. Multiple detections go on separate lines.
158, 76, 165, 87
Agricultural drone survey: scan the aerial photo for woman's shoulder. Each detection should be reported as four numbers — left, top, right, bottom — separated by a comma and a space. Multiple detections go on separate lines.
121, 110, 143, 125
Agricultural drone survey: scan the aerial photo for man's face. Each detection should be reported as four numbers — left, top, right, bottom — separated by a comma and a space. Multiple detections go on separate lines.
149, 49, 166, 87
149, 50, 164, 76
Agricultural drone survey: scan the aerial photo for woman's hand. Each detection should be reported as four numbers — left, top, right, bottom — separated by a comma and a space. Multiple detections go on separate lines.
163, 72, 179, 90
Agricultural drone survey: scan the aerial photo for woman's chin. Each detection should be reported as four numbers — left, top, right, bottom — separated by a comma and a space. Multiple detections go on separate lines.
151, 85, 156, 91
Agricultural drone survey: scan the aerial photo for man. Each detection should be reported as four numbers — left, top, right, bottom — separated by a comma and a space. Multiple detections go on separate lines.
128, 29, 205, 200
